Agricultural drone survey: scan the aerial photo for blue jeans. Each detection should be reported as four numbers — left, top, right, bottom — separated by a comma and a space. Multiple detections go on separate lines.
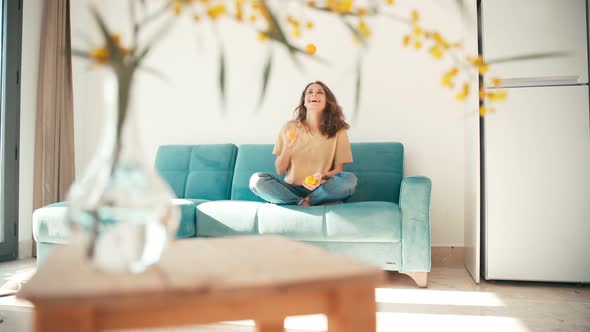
249, 172, 357, 206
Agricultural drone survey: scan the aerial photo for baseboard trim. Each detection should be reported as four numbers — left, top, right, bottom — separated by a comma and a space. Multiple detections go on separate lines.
432, 246, 464, 268
18, 240, 33, 259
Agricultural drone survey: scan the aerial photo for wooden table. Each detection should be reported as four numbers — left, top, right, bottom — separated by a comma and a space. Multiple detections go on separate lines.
18, 235, 384, 332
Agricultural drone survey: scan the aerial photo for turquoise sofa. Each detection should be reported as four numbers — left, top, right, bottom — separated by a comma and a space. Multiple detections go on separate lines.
33, 142, 432, 286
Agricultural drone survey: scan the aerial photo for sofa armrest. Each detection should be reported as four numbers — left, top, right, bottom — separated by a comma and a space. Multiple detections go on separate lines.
399, 176, 432, 272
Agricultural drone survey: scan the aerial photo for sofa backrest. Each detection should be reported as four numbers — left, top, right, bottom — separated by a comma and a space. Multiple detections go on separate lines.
231, 142, 404, 203
155, 144, 238, 200
344, 142, 404, 203
231, 145, 276, 202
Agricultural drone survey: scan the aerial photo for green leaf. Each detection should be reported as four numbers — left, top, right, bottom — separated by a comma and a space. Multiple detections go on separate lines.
485, 52, 570, 64
133, 46, 151, 68
90, 6, 124, 67
353, 58, 363, 121
256, 51, 273, 112
455, 0, 470, 20
219, 47, 226, 112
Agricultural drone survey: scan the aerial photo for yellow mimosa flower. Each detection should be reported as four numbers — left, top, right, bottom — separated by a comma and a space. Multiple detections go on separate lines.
327, 0, 353, 14
468, 55, 483, 66
491, 77, 502, 87
307, 1, 317, 7
358, 8, 368, 16
306, 21, 314, 29
305, 43, 317, 55
413, 40, 422, 49
411, 10, 420, 23
386, 0, 394, 5
445, 67, 459, 76
257, 32, 268, 42
433, 32, 444, 44
90, 47, 109, 65
358, 20, 371, 39
234, 0, 245, 20
456, 83, 469, 101
441, 76, 453, 88
486, 91, 507, 101
287, 15, 299, 27
429, 46, 443, 59
479, 106, 487, 117
412, 25, 423, 36
207, 4, 227, 20
402, 35, 411, 46
478, 63, 489, 74
292, 27, 302, 38
89, 34, 130, 65
172, 0, 183, 15
251, 1, 261, 10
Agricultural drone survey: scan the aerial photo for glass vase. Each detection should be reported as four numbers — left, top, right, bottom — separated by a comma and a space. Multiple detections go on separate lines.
66, 71, 179, 273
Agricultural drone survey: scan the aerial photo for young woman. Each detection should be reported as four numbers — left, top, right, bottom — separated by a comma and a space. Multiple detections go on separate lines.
249, 81, 357, 206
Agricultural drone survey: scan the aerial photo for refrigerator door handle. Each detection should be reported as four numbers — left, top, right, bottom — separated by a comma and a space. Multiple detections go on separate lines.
486, 76, 582, 88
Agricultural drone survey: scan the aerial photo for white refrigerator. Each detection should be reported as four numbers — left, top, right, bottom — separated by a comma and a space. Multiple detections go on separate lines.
481, 0, 590, 282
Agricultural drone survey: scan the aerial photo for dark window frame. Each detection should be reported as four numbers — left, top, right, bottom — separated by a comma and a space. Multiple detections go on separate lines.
0, 0, 23, 262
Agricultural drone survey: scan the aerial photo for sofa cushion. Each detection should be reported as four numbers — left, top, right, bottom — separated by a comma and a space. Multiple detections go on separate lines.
33, 199, 204, 243
155, 144, 238, 200
231, 145, 276, 202
344, 143, 404, 203
197, 200, 263, 236
324, 202, 401, 241
196, 201, 401, 242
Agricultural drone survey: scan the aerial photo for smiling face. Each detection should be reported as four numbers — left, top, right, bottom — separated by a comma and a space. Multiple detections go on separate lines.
304, 83, 327, 112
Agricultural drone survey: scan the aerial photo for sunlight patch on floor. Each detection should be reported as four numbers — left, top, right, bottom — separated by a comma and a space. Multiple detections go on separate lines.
375, 288, 505, 307
227, 315, 327, 332
377, 312, 529, 332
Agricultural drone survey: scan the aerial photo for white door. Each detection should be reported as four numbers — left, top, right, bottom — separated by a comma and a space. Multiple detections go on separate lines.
484, 85, 590, 282
482, 0, 588, 86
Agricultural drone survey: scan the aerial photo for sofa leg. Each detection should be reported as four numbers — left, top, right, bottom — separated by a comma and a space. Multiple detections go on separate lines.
400, 271, 428, 288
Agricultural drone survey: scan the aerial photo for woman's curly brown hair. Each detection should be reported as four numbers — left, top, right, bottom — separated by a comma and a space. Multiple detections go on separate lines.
293, 81, 350, 138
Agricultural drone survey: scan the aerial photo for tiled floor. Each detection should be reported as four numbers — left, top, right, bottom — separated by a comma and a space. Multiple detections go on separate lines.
1, 258, 589, 332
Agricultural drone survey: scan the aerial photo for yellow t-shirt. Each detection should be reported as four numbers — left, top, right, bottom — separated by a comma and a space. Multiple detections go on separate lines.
272, 121, 353, 186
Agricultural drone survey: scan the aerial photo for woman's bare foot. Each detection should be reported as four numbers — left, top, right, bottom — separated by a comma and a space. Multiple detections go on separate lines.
298, 197, 311, 206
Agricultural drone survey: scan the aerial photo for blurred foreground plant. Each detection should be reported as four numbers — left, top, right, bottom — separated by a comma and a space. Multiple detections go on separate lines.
73, 0, 509, 121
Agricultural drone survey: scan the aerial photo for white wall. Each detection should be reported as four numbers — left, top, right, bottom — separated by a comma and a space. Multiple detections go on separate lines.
70, 0, 479, 246
18, 0, 43, 258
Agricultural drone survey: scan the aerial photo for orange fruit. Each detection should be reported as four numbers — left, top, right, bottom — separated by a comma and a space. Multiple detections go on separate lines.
304, 175, 317, 186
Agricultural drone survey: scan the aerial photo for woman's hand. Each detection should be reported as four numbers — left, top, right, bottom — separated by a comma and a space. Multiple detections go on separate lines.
302, 172, 326, 191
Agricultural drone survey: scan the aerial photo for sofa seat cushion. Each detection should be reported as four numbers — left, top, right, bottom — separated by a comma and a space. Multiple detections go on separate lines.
174, 199, 209, 238
33, 199, 205, 244
196, 201, 401, 242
